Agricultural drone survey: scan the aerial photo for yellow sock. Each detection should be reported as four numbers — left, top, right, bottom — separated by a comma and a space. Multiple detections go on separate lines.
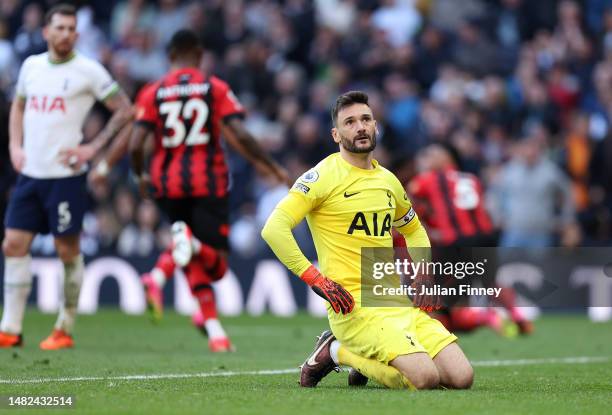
338, 345, 415, 390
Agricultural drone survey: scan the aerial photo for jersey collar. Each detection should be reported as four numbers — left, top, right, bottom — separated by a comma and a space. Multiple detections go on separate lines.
47, 51, 76, 65
336, 152, 379, 173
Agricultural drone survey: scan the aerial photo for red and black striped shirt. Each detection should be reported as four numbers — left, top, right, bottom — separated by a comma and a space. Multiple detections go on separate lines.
134, 68, 244, 199
408, 168, 494, 246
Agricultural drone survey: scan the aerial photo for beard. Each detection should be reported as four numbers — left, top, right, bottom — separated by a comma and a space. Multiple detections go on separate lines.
339, 129, 377, 154
52, 40, 75, 58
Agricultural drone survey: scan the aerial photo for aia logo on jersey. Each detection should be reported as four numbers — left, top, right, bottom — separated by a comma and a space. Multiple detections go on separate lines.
348, 212, 392, 236
28, 95, 66, 113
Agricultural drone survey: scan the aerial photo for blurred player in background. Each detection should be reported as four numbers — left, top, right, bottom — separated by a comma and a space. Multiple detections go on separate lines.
406, 143, 533, 335
130, 30, 289, 352
262, 91, 473, 390
0, 4, 133, 349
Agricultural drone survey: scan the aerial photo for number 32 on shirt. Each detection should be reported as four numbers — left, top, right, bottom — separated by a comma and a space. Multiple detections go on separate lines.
160, 97, 210, 148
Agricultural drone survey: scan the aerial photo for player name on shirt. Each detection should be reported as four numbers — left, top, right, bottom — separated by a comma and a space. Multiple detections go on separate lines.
156, 83, 210, 99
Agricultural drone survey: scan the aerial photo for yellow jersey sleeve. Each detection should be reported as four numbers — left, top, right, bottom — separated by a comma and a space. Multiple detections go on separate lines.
389, 174, 431, 248
261, 192, 313, 276
287, 167, 330, 211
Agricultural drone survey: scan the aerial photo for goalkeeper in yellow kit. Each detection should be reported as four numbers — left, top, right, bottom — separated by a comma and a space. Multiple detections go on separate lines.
261, 91, 473, 390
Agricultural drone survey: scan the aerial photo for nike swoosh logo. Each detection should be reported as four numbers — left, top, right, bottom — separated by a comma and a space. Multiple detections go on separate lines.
344, 191, 360, 198
306, 335, 332, 366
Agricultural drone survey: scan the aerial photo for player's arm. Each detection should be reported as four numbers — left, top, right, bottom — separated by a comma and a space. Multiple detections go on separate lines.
10, 58, 29, 173
212, 77, 289, 185
261, 191, 354, 314
221, 117, 290, 186
395, 210, 441, 311
88, 121, 133, 186
128, 84, 158, 198
59, 90, 134, 170
8, 96, 26, 172
392, 178, 441, 311
394, 205, 431, 258
128, 123, 153, 199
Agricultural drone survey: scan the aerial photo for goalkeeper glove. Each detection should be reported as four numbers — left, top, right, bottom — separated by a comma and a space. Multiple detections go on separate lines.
300, 265, 354, 314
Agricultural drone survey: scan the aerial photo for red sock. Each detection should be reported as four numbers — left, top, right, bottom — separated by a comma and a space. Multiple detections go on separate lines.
196, 244, 227, 281
195, 286, 218, 320
495, 286, 525, 322
155, 250, 176, 281
184, 261, 217, 320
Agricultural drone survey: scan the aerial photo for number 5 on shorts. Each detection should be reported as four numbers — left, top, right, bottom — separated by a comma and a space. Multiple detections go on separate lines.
57, 201, 72, 233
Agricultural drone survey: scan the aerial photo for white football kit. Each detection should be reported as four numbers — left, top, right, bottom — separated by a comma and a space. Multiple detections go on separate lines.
15, 51, 119, 178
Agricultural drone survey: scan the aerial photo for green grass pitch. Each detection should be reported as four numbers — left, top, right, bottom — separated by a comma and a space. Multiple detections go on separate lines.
1, 310, 611, 414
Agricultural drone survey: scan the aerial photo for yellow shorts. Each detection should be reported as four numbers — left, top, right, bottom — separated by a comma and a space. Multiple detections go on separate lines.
328, 306, 457, 365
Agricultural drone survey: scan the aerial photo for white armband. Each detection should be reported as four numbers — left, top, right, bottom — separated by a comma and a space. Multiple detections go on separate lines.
393, 207, 416, 228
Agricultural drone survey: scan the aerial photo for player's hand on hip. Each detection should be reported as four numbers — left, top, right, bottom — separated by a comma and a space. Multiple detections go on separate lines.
300, 265, 354, 314
9, 146, 25, 172
59, 144, 96, 170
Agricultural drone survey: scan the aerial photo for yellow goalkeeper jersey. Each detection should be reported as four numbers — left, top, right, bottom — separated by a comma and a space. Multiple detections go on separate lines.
264, 152, 426, 299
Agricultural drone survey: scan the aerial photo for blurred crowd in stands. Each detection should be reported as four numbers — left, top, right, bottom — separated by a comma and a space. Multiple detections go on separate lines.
1, 0, 612, 258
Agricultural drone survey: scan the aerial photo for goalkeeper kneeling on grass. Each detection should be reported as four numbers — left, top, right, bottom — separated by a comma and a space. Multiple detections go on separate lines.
261, 91, 473, 390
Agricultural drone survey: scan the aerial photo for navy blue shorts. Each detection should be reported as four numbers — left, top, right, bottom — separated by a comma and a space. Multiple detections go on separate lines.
4, 174, 88, 236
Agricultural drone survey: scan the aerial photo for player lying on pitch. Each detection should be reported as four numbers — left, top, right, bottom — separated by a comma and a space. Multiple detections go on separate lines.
262, 91, 473, 389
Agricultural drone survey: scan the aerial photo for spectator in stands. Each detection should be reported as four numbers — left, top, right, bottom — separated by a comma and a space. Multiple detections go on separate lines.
491, 135, 579, 247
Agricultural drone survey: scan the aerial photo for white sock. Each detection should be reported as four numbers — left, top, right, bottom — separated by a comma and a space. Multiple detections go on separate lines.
204, 318, 227, 339
151, 268, 167, 288
330, 340, 341, 365
54, 255, 84, 334
0, 256, 33, 334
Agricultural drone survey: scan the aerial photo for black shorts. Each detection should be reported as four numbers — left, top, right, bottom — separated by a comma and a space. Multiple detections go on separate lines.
5, 173, 88, 236
155, 196, 229, 251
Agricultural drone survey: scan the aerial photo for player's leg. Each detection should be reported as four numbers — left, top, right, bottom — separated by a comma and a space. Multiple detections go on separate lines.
184, 259, 232, 351
494, 286, 534, 335
149, 196, 227, 274
40, 175, 87, 350
140, 197, 185, 321
312, 308, 425, 389
336, 343, 416, 389
432, 342, 474, 389
415, 308, 473, 389
141, 250, 175, 322
300, 324, 416, 389
166, 196, 232, 351
0, 229, 35, 347
389, 352, 441, 389
0, 176, 44, 347
39, 233, 82, 350
448, 306, 504, 334
480, 233, 533, 335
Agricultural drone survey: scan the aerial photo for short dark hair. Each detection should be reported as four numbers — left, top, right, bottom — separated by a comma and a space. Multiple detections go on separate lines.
433, 141, 463, 170
167, 29, 202, 58
331, 91, 370, 126
45, 4, 76, 25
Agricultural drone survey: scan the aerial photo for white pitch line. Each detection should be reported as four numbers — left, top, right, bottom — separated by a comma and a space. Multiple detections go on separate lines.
0, 356, 608, 385
471, 356, 611, 367
0, 369, 299, 385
